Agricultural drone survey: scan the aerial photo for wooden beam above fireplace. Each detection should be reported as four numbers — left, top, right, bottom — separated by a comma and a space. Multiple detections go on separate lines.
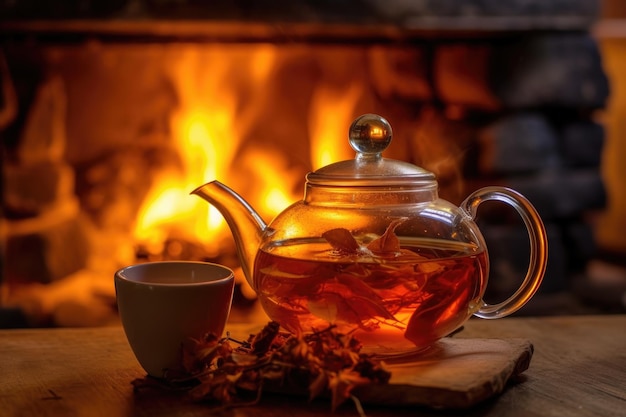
0, 0, 601, 44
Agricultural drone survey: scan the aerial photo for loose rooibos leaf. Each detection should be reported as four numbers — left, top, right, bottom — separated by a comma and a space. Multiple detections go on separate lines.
367, 218, 407, 254
131, 321, 392, 414
322, 228, 361, 254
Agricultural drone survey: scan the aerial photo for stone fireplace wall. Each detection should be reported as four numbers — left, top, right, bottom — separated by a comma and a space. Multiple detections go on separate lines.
0, 0, 615, 327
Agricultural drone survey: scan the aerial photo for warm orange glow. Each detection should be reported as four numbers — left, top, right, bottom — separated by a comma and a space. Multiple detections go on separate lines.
133, 110, 231, 251
180, 113, 228, 232
132, 45, 305, 255
132, 45, 364, 258
265, 188, 292, 214
133, 47, 244, 252
308, 81, 361, 169
370, 126, 384, 138
240, 148, 300, 220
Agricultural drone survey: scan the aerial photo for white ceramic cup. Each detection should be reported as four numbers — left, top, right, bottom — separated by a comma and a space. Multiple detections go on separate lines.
114, 261, 235, 378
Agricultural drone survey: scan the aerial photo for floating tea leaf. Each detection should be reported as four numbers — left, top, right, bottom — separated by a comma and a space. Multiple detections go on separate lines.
367, 218, 406, 254
322, 228, 361, 254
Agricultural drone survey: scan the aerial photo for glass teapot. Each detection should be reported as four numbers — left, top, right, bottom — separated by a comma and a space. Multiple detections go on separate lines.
192, 114, 547, 355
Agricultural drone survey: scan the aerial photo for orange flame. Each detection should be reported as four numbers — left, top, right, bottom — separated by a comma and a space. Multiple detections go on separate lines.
132, 111, 231, 255
133, 47, 244, 254
308, 81, 361, 169
133, 46, 301, 256
133, 46, 362, 258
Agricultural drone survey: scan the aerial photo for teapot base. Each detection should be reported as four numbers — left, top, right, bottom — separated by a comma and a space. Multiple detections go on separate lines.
351, 327, 432, 358
361, 344, 431, 360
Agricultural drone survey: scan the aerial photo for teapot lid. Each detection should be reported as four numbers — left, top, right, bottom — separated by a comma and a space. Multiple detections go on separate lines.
306, 114, 437, 188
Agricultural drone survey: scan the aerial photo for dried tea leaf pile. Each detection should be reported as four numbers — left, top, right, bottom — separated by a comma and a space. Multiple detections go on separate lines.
133, 321, 391, 412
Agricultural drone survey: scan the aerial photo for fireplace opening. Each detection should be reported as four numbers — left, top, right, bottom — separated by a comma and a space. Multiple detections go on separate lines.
1, 0, 624, 328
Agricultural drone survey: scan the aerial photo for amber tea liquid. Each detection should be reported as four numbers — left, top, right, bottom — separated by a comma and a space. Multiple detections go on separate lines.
254, 238, 487, 353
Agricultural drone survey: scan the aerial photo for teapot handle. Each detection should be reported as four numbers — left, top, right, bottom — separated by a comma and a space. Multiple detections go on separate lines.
460, 186, 548, 319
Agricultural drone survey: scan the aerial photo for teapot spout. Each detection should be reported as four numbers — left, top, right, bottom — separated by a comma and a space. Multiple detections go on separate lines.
191, 181, 267, 290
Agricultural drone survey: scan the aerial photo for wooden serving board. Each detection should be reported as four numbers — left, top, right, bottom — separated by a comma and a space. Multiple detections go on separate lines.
352, 338, 534, 410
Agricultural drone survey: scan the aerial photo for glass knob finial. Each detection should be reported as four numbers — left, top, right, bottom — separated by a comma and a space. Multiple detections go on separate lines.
348, 114, 393, 156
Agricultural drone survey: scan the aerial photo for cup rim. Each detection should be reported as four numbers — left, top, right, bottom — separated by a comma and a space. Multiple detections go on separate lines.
115, 261, 234, 287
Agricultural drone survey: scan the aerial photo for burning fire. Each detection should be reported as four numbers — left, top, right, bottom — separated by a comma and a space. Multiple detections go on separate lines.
2, 44, 468, 328
132, 111, 231, 256
308, 80, 362, 168
132, 45, 360, 259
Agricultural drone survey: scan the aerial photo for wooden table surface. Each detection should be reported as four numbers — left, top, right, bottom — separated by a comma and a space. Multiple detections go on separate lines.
1, 314, 625, 417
